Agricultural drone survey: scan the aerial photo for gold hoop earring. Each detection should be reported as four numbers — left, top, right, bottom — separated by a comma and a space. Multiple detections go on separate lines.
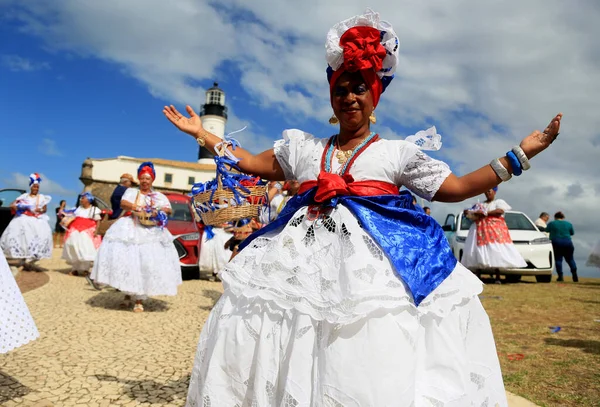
329, 114, 339, 125
369, 111, 377, 124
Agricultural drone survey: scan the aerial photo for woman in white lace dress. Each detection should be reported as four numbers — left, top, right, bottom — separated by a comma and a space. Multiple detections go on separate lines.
0, 173, 52, 272
461, 187, 527, 281
164, 10, 562, 406
61, 192, 102, 276
91, 162, 182, 312
0, 250, 39, 353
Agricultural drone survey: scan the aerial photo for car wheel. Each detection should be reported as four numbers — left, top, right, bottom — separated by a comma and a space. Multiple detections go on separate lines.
535, 275, 552, 283
505, 274, 522, 283
181, 266, 200, 280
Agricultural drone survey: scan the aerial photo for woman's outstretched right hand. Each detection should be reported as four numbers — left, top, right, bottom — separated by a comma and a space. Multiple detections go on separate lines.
163, 105, 204, 138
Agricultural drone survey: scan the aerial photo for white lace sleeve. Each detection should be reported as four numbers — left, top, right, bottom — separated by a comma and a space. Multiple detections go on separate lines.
155, 193, 171, 210
492, 199, 511, 212
273, 129, 317, 180
41, 194, 52, 206
121, 188, 138, 204
92, 207, 102, 221
398, 150, 452, 201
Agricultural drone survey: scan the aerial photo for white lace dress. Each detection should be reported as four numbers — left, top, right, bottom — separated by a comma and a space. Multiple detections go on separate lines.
0, 250, 39, 353
62, 206, 102, 272
91, 189, 182, 296
462, 199, 527, 270
186, 130, 507, 407
0, 193, 53, 261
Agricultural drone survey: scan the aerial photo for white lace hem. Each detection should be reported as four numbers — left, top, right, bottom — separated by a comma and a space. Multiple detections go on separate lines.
224, 262, 482, 325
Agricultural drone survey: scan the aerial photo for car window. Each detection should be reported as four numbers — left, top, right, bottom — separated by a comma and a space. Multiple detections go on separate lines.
169, 201, 192, 222
460, 212, 536, 231
0, 189, 25, 207
504, 213, 536, 230
460, 216, 473, 230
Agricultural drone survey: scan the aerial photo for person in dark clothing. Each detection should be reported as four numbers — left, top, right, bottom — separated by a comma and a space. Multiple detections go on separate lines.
109, 174, 134, 219
546, 211, 578, 282
54, 200, 67, 248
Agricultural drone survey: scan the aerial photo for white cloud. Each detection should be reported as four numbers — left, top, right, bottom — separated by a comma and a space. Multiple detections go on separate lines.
1, 54, 50, 71
3, 0, 599, 273
39, 138, 63, 157
3, 172, 75, 196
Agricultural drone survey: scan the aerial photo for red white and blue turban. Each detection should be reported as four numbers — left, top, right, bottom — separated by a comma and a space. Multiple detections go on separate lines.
29, 173, 42, 186
137, 161, 156, 181
326, 9, 400, 108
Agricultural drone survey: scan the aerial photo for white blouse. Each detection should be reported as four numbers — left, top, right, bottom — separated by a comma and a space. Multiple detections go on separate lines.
273, 129, 452, 201
121, 188, 171, 210
15, 193, 52, 209
74, 206, 101, 221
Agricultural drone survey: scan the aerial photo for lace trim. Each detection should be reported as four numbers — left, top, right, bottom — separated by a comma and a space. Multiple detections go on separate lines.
273, 138, 295, 181
400, 150, 451, 201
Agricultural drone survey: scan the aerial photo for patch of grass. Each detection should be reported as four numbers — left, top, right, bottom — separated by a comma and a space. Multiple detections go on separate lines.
481, 276, 600, 407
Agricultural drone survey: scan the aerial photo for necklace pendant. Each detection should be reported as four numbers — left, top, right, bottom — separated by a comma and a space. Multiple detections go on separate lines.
336, 150, 349, 164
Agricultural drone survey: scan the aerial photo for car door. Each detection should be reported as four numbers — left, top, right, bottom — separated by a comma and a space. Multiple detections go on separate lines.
0, 189, 26, 236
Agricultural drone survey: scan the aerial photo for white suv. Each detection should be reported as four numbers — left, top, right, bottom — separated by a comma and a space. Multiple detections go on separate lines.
442, 211, 554, 283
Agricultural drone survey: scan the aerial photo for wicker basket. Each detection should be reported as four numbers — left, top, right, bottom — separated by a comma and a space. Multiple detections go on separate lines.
192, 145, 267, 226
133, 211, 157, 227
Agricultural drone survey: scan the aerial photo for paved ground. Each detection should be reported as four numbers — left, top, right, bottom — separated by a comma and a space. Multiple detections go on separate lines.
1, 249, 539, 406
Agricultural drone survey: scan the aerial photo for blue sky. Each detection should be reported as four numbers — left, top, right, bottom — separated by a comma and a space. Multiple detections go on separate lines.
0, 1, 598, 276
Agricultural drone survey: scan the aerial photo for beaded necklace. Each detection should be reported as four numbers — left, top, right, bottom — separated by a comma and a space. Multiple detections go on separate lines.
324, 132, 377, 174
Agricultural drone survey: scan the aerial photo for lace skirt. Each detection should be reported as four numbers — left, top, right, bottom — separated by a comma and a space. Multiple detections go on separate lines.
186, 205, 507, 406
462, 223, 527, 269
0, 215, 52, 260
90, 217, 182, 296
0, 251, 39, 353
62, 223, 101, 271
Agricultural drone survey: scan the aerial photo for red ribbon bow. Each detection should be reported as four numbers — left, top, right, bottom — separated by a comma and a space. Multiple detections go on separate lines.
299, 172, 399, 203
340, 26, 387, 73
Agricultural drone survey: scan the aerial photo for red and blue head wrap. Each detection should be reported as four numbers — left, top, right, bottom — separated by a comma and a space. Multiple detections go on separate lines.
29, 173, 42, 186
325, 9, 399, 108
137, 161, 156, 181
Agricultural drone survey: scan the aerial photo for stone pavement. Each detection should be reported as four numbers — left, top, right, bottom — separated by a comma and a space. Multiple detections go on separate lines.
1, 249, 539, 407
1, 250, 220, 407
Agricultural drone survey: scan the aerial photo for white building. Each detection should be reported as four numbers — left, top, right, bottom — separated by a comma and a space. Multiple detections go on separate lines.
79, 83, 228, 204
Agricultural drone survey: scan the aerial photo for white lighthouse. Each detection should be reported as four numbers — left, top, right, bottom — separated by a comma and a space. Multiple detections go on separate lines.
198, 82, 228, 164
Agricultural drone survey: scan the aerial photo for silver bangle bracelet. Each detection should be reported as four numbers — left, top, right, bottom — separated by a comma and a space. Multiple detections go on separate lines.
490, 158, 512, 182
511, 146, 531, 171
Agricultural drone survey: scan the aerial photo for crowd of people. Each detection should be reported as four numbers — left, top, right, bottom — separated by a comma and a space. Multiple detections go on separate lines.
2, 8, 599, 406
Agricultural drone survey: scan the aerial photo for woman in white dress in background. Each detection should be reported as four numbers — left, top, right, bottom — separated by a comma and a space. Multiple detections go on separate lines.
164, 9, 562, 405
0, 250, 39, 353
61, 192, 102, 276
462, 187, 527, 282
91, 162, 182, 313
198, 224, 232, 280
0, 173, 52, 272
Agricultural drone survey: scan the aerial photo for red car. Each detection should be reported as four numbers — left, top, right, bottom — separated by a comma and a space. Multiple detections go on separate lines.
163, 192, 204, 279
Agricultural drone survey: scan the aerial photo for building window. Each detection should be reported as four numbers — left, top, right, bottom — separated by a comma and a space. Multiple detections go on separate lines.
164, 173, 173, 183
188, 176, 195, 185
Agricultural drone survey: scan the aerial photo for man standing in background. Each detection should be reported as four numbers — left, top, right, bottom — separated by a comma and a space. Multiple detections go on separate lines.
109, 174, 133, 219
535, 212, 550, 232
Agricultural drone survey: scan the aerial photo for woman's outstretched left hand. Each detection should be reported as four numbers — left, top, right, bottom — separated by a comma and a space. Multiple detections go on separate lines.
519, 113, 562, 159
